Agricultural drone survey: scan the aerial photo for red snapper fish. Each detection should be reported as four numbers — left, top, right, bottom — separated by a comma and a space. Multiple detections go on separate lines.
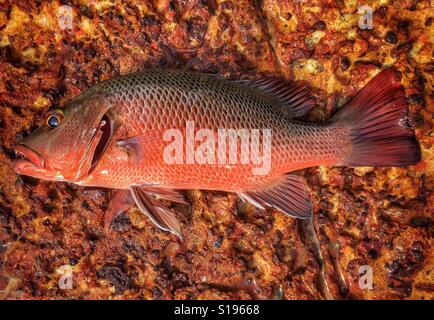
14, 68, 421, 237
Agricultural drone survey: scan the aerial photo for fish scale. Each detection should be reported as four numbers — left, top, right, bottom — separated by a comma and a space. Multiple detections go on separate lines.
78, 69, 346, 190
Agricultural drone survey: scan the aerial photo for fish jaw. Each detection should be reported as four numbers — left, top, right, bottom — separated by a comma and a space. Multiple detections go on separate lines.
14, 144, 66, 181
15, 144, 45, 168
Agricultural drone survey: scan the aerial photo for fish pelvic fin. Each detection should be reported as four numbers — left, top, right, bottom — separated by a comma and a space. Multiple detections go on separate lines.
104, 189, 134, 230
239, 174, 312, 219
334, 68, 421, 167
104, 187, 186, 238
130, 186, 183, 238
236, 78, 315, 118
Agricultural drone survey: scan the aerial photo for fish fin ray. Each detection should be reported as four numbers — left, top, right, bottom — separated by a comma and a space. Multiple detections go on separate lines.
104, 189, 134, 230
138, 186, 187, 204
239, 174, 312, 219
334, 68, 421, 167
130, 186, 182, 238
117, 131, 162, 164
235, 78, 315, 118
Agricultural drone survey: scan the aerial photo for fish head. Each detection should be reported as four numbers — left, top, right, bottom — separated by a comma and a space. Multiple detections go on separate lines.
14, 95, 114, 182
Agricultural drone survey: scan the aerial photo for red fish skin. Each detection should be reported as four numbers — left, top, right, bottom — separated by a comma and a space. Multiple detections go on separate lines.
74, 70, 351, 191
79, 124, 349, 191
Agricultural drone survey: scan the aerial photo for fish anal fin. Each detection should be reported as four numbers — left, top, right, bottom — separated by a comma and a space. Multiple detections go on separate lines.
236, 78, 315, 118
239, 174, 312, 219
130, 186, 183, 238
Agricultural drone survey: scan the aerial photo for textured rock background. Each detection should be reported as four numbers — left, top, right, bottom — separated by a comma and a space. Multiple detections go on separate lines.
0, 0, 432, 299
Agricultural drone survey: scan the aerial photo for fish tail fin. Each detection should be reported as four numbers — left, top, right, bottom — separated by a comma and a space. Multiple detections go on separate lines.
334, 68, 421, 167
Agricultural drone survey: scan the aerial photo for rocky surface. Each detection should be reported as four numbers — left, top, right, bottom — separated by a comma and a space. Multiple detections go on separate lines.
0, 0, 432, 299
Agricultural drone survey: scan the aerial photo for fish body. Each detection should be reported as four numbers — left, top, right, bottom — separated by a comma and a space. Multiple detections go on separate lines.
14, 68, 421, 237
75, 70, 345, 191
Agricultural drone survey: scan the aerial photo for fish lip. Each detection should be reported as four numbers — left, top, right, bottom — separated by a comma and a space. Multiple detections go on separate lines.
14, 144, 45, 168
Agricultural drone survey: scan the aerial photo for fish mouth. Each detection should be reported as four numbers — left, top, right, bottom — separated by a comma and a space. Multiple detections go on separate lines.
14, 144, 45, 172
89, 113, 113, 170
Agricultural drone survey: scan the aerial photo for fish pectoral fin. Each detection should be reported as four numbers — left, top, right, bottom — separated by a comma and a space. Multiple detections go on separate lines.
239, 174, 312, 219
116, 131, 162, 164
130, 186, 183, 238
235, 78, 315, 118
105, 189, 135, 230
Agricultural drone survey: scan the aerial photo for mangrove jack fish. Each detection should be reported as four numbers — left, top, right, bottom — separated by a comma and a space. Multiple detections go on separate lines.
14, 69, 421, 237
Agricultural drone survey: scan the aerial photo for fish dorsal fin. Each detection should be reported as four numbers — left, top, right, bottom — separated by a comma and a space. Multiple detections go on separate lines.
236, 78, 315, 118
130, 186, 183, 238
239, 174, 312, 219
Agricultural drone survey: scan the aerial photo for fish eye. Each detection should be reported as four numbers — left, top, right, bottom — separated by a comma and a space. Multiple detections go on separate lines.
46, 109, 64, 129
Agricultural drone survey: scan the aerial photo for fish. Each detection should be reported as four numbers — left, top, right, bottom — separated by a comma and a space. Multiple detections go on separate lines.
14, 68, 421, 238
